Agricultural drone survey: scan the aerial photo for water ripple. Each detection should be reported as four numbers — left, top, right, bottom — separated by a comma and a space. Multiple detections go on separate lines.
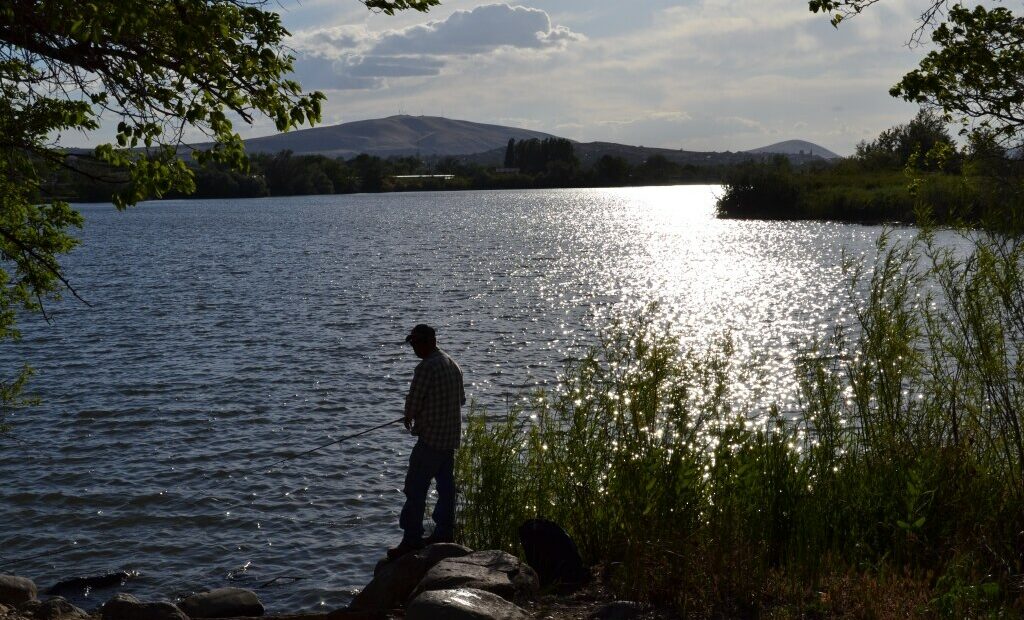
0, 187, 928, 612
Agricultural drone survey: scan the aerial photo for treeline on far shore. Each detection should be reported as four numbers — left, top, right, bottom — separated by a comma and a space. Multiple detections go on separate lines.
52, 118, 1021, 228
717, 110, 1024, 227
43, 137, 730, 203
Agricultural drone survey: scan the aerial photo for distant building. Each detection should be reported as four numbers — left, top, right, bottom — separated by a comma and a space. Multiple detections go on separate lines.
494, 168, 520, 174
391, 174, 455, 180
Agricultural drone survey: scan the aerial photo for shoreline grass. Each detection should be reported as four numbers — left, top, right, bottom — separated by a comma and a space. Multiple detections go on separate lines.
456, 232, 1024, 618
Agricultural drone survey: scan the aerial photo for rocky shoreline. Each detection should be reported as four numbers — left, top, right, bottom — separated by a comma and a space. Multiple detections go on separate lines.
1, 545, 655, 620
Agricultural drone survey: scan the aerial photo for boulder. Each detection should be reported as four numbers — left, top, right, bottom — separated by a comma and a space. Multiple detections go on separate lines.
349, 543, 471, 611
47, 571, 137, 596
518, 519, 589, 590
412, 550, 539, 603
100, 593, 189, 620
178, 587, 263, 618
16, 597, 89, 620
0, 575, 37, 606
406, 588, 530, 620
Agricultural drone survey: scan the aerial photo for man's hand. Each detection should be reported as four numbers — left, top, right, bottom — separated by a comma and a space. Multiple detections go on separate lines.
404, 413, 415, 431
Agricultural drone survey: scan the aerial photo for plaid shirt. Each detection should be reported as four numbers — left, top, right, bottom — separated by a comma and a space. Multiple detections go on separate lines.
405, 348, 465, 450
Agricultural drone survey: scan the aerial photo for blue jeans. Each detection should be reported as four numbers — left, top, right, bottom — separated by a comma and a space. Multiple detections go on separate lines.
399, 440, 455, 544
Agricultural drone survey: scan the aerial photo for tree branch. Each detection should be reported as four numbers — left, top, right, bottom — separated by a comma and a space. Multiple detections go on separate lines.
0, 226, 91, 308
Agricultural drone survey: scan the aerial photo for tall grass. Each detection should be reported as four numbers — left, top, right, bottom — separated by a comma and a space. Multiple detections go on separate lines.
456, 233, 1024, 617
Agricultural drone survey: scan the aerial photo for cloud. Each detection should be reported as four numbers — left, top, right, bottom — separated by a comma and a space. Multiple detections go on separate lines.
347, 56, 446, 78
272, 0, 927, 155
304, 27, 363, 51
373, 4, 583, 55
290, 3, 583, 90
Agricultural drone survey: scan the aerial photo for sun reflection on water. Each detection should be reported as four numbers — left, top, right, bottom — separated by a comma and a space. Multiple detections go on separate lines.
533, 185, 876, 415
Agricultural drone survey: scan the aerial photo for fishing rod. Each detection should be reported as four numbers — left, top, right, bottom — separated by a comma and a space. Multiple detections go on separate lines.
204, 415, 408, 517
263, 416, 405, 471
0, 416, 407, 570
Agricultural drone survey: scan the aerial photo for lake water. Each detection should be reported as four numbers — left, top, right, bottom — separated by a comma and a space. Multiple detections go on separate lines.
0, 186, 919, 612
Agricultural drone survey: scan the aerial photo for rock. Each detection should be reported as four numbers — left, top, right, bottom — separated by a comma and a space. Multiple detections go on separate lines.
518, 519, 589, 590
47, 571, 137, 596
412, 550, 539, 603
101, 593, 189, 620
178, 587, 264, 618
16, 597, 89, 620
407, 588, 530, 620
589, 600, 645, 620
0, 575, 37, 606
350, 543, 472, 611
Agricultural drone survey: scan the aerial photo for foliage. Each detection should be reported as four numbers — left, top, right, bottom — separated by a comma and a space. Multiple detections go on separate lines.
503, 138, 515, 168
504, 137, 579, 177
808, 0, 946, 32
855, 109, 959, 172
811, 1, 1024, 148
51, 146, 740, 201
457, 231, 1024, 614
715, 157, 805, 220
714, 158, 988, 224
363, 0, 438, 14
0, 365, 35, 435
894, 5, 1024, 145
592, 155, 632, 185
0, 0, 437, 428
716, 111, 1024, 225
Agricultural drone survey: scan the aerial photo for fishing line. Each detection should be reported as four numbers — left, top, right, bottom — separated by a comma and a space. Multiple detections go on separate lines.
208, 416, 406, 516
264, 417, 405, 471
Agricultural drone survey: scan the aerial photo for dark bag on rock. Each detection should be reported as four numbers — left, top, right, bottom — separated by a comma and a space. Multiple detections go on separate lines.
518, 518, 589, 589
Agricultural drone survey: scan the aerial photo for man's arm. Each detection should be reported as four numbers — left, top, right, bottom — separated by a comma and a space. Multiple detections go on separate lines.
405, 363, 428, 430
459, 368, 466, 406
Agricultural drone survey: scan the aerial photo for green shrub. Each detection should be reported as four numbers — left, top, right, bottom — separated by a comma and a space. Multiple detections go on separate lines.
716, 159, 804, 220
457, 232, 1024, 616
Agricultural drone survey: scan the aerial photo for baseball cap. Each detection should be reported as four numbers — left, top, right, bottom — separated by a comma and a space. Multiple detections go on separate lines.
405, 323, 436, 344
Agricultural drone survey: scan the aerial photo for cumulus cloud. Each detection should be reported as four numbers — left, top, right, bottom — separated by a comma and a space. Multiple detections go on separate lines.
291, 3, 583, 90
373, 4, 583, 55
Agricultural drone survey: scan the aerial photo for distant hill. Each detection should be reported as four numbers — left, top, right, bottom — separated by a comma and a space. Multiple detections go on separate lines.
747, 140, 839, 160
234, 114, 840, 166
241, 115, 555, 158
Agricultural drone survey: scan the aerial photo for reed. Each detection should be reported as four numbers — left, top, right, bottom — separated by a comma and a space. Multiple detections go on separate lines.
456, 232, 1024, 617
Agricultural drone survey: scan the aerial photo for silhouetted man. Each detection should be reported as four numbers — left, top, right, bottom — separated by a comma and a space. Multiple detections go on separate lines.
388, 323, 465, 560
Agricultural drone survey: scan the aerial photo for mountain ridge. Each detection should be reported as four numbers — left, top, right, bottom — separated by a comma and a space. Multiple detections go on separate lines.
746, 139, 840, 160
236, 114, 840, 163
241, 115, 555, 159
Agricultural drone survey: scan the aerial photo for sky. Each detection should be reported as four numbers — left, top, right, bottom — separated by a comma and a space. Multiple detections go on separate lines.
82, 0, 937, 156
259, 0, 936, 156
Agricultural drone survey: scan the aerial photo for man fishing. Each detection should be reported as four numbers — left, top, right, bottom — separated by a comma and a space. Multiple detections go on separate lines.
388, 323, 466, 560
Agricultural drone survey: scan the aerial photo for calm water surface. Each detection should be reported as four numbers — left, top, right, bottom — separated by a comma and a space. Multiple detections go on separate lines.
0, 186, 919, 611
